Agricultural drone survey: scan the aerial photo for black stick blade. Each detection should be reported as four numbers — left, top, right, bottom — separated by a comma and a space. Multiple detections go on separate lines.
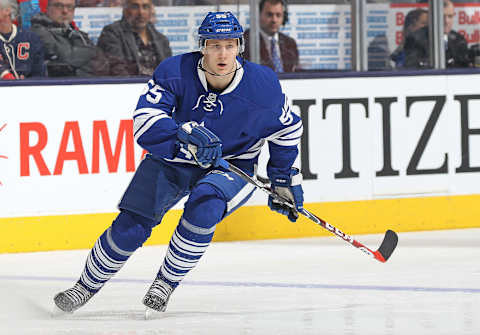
377, 230, 398, 262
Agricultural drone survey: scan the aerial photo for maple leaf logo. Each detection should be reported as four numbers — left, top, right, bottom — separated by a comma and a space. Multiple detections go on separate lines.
0, 123, 7, 186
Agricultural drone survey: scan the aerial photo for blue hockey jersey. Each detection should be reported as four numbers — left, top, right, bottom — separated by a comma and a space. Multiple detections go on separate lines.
0, 24, 45, 79
133, 52, 302, 178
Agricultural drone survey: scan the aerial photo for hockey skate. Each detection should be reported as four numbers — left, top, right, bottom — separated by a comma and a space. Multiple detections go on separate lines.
53, 282, 94, 314
143, 277, 174, 318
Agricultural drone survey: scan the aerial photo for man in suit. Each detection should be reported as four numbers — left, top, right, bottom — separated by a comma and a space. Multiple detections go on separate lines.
244, 0, 299, 73
404, 0, 471, 68
97, 0, 171, 76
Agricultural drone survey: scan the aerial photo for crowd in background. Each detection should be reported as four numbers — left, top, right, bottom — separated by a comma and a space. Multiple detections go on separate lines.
0, 0, 173, 79
0, 0, 479, 80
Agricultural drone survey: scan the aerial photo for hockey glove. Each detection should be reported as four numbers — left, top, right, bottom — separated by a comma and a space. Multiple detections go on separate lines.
177, 121, 222, 168
268, 168, 304, 222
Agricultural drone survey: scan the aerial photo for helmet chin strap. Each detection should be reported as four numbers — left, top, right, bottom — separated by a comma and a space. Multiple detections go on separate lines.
198, 57, 241, 77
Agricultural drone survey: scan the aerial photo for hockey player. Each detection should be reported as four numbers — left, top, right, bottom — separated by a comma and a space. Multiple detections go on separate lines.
53, 11, 303, 315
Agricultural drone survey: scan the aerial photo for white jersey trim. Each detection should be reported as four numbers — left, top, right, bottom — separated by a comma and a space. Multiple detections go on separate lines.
197, 58, 244, 94
133, 107, 171, 141
267, 121, 303, 147
223, 138, 265, 160
227, 182, 256, 212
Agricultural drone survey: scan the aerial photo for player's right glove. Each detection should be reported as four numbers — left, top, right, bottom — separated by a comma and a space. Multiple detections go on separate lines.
268, 168, 304, 222
177, 121, 222, 168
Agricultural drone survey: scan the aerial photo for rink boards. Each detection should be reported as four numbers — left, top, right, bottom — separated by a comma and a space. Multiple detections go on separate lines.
1, 74, 480, 253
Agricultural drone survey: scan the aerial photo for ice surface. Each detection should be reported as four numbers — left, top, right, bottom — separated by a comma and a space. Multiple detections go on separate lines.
1, 228, 479, 335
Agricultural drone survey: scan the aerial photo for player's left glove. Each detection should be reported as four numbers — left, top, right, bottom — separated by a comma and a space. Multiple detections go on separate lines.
268, 168, 304, 222
177, 121, 222, 168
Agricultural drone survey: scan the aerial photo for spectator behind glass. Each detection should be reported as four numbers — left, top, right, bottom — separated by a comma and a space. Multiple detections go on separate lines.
75, 0, 122, 7
17, 0, 41, 29
96, 0, 171, 76
30, 0, 109, 77
404, 0, 471, 68
391, 8, 428, 68
0, 0, 45, 79
244, 0, 299, 73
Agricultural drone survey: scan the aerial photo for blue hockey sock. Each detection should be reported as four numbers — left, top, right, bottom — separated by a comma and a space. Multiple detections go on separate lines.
78, 226, 133, 293
157, 184, 226, 288
78, 210, 155, 292
157, 216, 216, 288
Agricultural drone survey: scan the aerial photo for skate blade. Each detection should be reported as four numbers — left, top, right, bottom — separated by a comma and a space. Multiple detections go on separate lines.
144, 306, 166, 320
51, 304, 71, 318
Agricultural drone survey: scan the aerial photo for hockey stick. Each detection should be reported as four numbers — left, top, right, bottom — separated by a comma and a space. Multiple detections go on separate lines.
218, 159, 398, 263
